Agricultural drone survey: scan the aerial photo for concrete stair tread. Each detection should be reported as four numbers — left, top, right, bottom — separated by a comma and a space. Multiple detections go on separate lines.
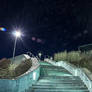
41, 69, 72, 74
29, 62, 89, 92
41, 65, 65, 69
30, 88, 89, 92
32, 85, 87, 88
39, 76, 80, 79
37, 80, 84, 84
34, 83, 86, 86
30, 90, 89, 92
40, 62, 52, 66
38, 78, 81, 81
41, 68, 69, 71
41, 72, 71, 76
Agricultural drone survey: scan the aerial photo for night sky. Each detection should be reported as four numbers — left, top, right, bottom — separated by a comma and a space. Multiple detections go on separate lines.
0, 0, 92, 58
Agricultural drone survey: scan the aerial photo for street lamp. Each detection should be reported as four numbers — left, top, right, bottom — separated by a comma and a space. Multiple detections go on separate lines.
12, 30, 21, 60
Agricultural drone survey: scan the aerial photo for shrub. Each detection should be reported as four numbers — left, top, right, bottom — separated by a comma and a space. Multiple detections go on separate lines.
67, 51, 81, 65
8, 64, 18, 77
54, 51, 68, 61
54, 50, 92, 72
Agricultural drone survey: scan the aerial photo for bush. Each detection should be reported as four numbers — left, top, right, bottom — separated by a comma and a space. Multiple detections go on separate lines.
8, 64, 18, 78
54, 50, 92, 72
67, 51, 81, 64
54, 51, 68, 61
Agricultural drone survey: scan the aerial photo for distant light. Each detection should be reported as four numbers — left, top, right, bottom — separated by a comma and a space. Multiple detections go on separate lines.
13, 30, 21, 38
38, 53, 42, 57
32, 37, 36, 41
0, 27, 6, 31
37, 38, 42, 43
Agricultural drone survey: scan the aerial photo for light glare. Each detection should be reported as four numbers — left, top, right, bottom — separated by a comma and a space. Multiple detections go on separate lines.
0, 27, 6, 31
13, 31, 21, 38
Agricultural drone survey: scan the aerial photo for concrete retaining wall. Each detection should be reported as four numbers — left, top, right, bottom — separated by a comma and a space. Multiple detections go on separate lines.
0, 54, 40, 92
0, 67, 40, 92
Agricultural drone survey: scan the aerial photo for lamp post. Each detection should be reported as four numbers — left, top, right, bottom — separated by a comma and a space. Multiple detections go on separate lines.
13, 31, 21, 60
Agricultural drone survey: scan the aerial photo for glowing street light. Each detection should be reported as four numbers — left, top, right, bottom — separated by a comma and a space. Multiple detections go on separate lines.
12, 30, 22, 60
14, 31, 21, 37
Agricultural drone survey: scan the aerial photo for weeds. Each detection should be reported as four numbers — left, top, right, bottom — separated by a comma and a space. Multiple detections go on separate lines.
54, 50, 92, 72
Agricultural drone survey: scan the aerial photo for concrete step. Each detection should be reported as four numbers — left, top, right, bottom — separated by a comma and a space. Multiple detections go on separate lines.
39, 76, 80, 79
35, 82, 86, 86
41, 72, 71, 76
41, 68, 65, 71
28, 62, 89, 92
32, 85, 86, 89
40, 62, 52, 66
30, 88, 89, 92
41, 65, 65, 69
41, 68, 71, 73
38, 79, 84, 84
38, 77, 81, 81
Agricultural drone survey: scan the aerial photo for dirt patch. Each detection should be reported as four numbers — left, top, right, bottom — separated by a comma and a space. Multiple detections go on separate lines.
0, 58, 32, 79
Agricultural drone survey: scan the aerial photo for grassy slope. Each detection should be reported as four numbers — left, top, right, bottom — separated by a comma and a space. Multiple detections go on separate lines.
0, 59, 32, 79
54, 50, 92, 72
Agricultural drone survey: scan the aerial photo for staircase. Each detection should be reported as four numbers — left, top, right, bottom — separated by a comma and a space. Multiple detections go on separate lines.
29, 62, 89, 92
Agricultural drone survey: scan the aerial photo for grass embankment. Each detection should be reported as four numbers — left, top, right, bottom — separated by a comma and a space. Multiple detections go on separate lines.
0, 58, 32, 79
54, 50, 92, 72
